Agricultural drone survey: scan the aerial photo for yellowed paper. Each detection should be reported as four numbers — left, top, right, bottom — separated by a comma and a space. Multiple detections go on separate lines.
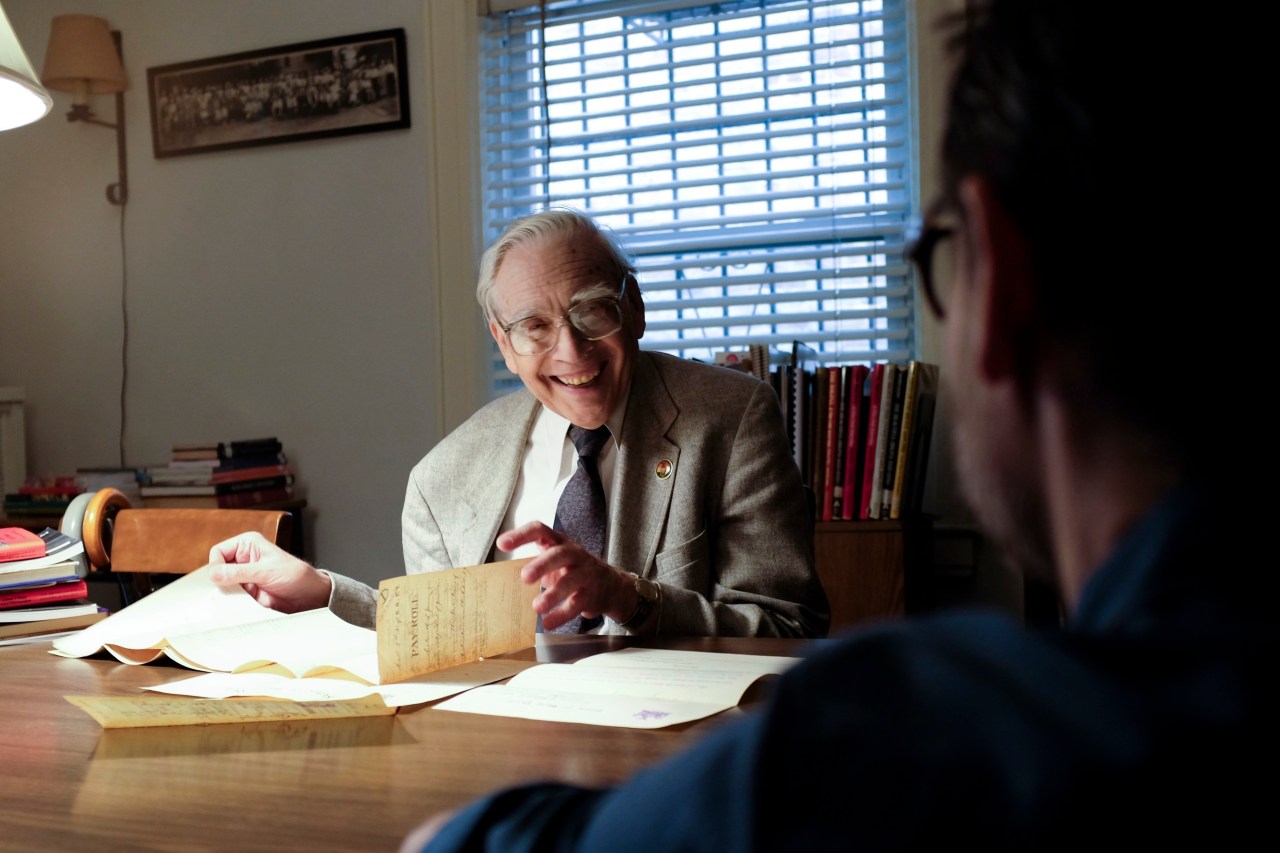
144, 657, 536, 707
65, 694, 395, 729
377, 558, 537, 683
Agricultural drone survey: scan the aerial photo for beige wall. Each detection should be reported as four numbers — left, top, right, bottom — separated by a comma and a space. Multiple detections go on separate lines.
0, 0, 1020, 613
0, 0, 475, 586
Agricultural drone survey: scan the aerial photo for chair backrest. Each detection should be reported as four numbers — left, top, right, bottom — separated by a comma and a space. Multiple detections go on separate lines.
107, 508, 292, 574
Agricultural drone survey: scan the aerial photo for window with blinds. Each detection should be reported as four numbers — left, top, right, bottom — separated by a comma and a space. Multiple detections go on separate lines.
481, 0, 914, 397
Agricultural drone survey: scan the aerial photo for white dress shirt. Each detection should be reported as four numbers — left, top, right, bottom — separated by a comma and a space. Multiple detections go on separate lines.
494, 396, 628, 561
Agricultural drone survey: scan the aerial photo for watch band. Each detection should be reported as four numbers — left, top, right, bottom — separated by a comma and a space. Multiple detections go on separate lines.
619, 575, 658, 630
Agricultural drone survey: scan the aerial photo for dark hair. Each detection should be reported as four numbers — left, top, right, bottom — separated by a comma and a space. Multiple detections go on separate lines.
941, 1, 1205, 464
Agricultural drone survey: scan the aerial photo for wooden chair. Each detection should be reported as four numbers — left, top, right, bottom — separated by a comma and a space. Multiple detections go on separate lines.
61, 487, 293, 601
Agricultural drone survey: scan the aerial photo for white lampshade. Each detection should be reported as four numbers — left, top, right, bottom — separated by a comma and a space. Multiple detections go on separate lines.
41, 13, 126, 102
0, 2, 53, 131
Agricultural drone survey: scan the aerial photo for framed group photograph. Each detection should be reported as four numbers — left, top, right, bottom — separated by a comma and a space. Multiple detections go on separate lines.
146, 28, 410, 159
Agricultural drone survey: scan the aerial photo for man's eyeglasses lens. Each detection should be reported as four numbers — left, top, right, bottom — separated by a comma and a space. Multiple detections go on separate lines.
507, 296, 623, 356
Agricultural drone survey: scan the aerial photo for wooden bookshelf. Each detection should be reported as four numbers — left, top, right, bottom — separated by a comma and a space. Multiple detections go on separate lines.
814, 518, 934, 634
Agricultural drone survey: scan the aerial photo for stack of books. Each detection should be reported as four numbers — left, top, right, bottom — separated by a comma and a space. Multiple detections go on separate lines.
2, 470, 143, 518
141, 437, 295, 509
75, 467, 143, 506
2, 475, 84, 518
1, 526, 104, 640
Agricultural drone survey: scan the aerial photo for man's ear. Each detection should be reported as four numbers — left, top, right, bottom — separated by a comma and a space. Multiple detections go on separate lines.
624, 274, 647, 341
489, 319, 520, 375
955, 175, 1037, 383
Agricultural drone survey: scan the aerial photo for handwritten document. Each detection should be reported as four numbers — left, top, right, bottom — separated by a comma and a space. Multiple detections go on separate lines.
377, 558, 537, 683
434, 648, 802, 729
65, 694, 395, 729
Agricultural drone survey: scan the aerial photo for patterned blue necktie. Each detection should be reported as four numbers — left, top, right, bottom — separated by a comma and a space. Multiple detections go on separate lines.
542, 424, 610, 634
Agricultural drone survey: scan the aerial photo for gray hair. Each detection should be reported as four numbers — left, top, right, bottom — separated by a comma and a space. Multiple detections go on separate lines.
476, 208, 635, 324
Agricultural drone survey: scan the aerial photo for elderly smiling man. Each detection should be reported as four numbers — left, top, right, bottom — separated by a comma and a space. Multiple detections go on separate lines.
209, 209, 829, 639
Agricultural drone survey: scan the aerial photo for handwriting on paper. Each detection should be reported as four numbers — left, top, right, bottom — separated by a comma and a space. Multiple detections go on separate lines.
376, 558, 537, 683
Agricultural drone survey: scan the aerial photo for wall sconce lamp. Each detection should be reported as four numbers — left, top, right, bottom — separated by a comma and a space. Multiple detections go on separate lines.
41, 14, 128, 205
0, 2, 53, 131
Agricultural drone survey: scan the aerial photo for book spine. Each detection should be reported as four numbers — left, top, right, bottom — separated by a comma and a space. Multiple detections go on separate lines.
889, 361, 922, 520
821, 366, 840, 521
879, 364, 907, 518
867, 364, 899, 519
810, 367, 829, 496
0, 579, 89, 610
840, 365, 869, 520
209, 464, 290, 485
215, 475, 292, 495
859, 363, 886, 519
905, 364, 940, 516
211, 452, 287, 472
224, 438, 283, 457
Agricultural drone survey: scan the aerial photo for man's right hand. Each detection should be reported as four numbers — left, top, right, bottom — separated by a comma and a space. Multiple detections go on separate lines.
206, 532, 332, 613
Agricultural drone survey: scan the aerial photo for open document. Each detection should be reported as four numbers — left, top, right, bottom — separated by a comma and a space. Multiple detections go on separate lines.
52, 561, 538, 709
433, 647, 802, 729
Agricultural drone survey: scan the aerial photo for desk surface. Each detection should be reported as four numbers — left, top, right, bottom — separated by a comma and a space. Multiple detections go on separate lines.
0, 635, 812, 852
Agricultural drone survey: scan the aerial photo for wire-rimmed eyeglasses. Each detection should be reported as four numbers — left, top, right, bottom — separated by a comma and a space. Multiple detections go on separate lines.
498, 274, 630, 357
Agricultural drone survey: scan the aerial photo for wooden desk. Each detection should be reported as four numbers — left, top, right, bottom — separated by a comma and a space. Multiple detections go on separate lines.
0, 635, 812, 851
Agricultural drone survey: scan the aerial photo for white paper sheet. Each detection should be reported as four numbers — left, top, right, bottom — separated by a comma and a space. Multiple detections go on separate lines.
434, 647, 801, 728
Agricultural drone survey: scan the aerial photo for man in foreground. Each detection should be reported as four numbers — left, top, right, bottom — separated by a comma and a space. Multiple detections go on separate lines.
210, 209, 828, 638
399, 2, 1272, 848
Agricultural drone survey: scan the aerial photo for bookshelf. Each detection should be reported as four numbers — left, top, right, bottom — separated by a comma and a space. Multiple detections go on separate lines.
814, 518, 933, 633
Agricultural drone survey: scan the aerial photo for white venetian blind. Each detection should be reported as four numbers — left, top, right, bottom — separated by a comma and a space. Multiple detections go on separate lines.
481, 0, 914, 396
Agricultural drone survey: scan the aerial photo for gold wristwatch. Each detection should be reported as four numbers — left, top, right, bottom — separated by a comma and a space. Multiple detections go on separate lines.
619, 575, 659, 630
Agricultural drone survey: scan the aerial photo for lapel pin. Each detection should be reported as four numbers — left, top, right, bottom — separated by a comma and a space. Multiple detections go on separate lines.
655, 459, 673, 480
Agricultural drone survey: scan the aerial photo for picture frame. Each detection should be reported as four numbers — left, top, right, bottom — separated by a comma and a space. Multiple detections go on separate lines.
146, 28, 409, 159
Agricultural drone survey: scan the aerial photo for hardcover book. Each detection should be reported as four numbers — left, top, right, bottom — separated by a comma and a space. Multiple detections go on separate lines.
889, 361, 930, 519
878, 364, 907, 518
840, 364, 870, 520
859, 363, 887, 519
0, 578, 89, 610
0, 526, 45, 562
820, 366, 841, 521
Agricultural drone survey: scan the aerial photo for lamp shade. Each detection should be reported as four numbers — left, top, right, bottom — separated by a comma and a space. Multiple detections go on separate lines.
0, 2, 53, 130
41, 14, 125, 98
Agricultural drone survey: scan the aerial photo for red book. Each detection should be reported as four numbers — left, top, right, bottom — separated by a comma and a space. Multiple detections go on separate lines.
0, 579, 89, 610
859, 363, 887, 519
0, 527, 46, 563
840, 364, 870, 520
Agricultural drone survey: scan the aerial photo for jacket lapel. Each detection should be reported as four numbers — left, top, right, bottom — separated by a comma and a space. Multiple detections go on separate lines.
452, 393, 539, 567
608, 353, 679, 578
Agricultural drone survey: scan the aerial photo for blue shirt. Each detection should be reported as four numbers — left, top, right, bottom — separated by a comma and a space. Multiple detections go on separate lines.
421, 484, 1277, 850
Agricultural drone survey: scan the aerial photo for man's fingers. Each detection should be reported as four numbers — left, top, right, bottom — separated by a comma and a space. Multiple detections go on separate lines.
209, 563, 259, 586
498, 521, 562, 553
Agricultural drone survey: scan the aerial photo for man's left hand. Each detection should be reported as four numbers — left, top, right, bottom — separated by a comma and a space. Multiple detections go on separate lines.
496, 521, 634, 631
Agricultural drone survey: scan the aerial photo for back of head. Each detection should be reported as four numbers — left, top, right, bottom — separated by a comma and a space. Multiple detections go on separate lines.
941, 1, 1211, 470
